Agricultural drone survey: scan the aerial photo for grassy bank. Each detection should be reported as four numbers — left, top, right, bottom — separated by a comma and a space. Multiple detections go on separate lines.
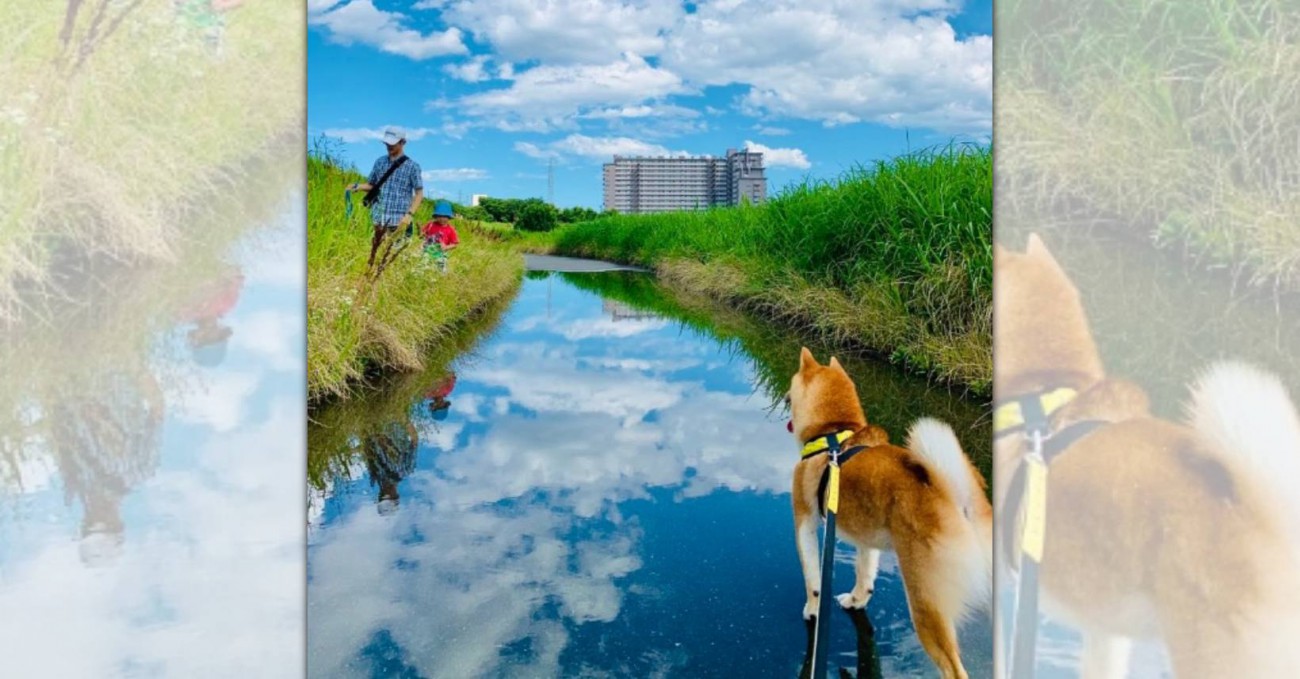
532, 145, 992, 393
998, 0, 1300, 287
308, 286, 515, 487
307, 156, 522, 404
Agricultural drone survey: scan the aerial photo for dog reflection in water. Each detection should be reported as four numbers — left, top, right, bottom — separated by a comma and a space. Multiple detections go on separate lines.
361, 420, 418, 516
798, 608, 883, 679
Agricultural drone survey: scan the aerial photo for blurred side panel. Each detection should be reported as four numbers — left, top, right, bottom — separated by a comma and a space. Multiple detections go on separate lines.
0, 0, 305, 676
995, 0, 1300, 676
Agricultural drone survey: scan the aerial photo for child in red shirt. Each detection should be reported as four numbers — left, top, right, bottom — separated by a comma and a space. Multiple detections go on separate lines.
421, 200, 460, 273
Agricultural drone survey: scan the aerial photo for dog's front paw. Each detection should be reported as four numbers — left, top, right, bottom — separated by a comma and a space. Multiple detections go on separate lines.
836, 592, 869, 610
803, 597, 818, 620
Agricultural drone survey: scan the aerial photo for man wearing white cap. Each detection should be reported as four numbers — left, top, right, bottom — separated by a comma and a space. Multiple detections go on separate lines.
347, 126, 424, 274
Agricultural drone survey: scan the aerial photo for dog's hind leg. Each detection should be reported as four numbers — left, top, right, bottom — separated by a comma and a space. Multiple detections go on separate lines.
906, 595, 967, 679
1079, 631, 1131, 679
898, 543, 968, 679
837, 547, 879, 610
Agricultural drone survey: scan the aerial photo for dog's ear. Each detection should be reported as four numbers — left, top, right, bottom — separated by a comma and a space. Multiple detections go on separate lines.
1026, 233, 1049, 257
993, 242, 1011, 262
799, 346, 818, 372
828, 356, 844, 372
1026, 233, 1068, 278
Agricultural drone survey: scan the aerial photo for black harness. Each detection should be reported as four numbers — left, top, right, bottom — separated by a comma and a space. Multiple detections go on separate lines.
996, 390, 1109, 565
806, 443, 869, 518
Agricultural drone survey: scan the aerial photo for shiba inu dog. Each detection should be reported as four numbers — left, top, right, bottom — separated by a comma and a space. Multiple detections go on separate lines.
994, 234, 1300, 678
787, 348, 993, 679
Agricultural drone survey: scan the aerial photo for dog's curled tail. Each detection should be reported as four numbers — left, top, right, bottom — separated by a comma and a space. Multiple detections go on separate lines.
1188, 360, 1300, 541
907, 417, 993, 616
908, 418, 983, 516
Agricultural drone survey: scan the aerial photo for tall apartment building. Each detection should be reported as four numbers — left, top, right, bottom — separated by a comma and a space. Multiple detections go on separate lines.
602, 148, 767, 214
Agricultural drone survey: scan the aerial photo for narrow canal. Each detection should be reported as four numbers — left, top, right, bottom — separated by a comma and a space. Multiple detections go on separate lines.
307, 260, 994, 678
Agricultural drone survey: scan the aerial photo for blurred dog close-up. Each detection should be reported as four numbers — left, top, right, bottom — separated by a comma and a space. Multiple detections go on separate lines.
787, 347, 993, 679
993, 234, 1300, 678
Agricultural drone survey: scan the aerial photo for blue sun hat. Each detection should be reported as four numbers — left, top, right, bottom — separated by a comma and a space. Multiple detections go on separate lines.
433, 200, 454, 218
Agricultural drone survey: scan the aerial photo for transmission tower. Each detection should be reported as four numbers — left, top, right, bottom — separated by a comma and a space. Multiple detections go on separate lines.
547, 158, 555, 205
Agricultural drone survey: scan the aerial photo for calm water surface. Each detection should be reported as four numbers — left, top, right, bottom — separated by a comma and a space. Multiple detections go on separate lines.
307, 270, 993, 678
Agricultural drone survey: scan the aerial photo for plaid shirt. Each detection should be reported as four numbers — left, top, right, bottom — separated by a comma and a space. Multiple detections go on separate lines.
367, 154, 423, 227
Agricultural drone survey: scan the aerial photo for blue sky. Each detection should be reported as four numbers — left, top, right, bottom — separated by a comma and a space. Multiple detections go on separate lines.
307, 0, 992, 209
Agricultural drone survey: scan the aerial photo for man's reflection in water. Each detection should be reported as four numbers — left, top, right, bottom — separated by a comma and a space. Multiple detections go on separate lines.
48, 371, 164, 568
353, 371, 455, 515
178, 266, 244, 369
798, 608, 883, 679
362, 419, 417, 516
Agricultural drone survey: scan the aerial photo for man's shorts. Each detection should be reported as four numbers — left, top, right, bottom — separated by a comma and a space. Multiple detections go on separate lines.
374, 222, 417, 239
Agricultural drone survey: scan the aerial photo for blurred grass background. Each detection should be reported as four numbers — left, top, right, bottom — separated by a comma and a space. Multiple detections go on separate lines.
997, 0, 1300, 288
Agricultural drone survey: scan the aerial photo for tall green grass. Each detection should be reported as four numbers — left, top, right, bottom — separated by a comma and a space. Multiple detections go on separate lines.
542, 145, 992, 392
307, 155, 523, 403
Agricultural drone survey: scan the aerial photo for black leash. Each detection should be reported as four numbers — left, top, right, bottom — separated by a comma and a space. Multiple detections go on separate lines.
808, 433, 867, 679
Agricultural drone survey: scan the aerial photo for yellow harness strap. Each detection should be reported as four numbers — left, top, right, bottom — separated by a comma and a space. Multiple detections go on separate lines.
800, 429, 855, 459
992, 387, 1078, 436
826, 464, 841, 514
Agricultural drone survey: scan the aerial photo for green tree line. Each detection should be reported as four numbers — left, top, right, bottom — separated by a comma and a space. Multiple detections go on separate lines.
454, 197, 612, 231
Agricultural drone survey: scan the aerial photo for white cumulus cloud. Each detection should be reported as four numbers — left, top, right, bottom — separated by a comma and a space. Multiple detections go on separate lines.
437, 0, 683, 64
579, 104, 700, 121
309, 0, 467, 61
441, 54, 515, 82
515, 134, 688, 162
439, 53, 689, 133
743, 140, 811, 169
659, 0, 991, 133
325, 0, 992, 136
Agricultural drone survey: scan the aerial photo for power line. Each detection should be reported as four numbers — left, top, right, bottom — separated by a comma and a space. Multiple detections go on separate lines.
547, 158, 555, 205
